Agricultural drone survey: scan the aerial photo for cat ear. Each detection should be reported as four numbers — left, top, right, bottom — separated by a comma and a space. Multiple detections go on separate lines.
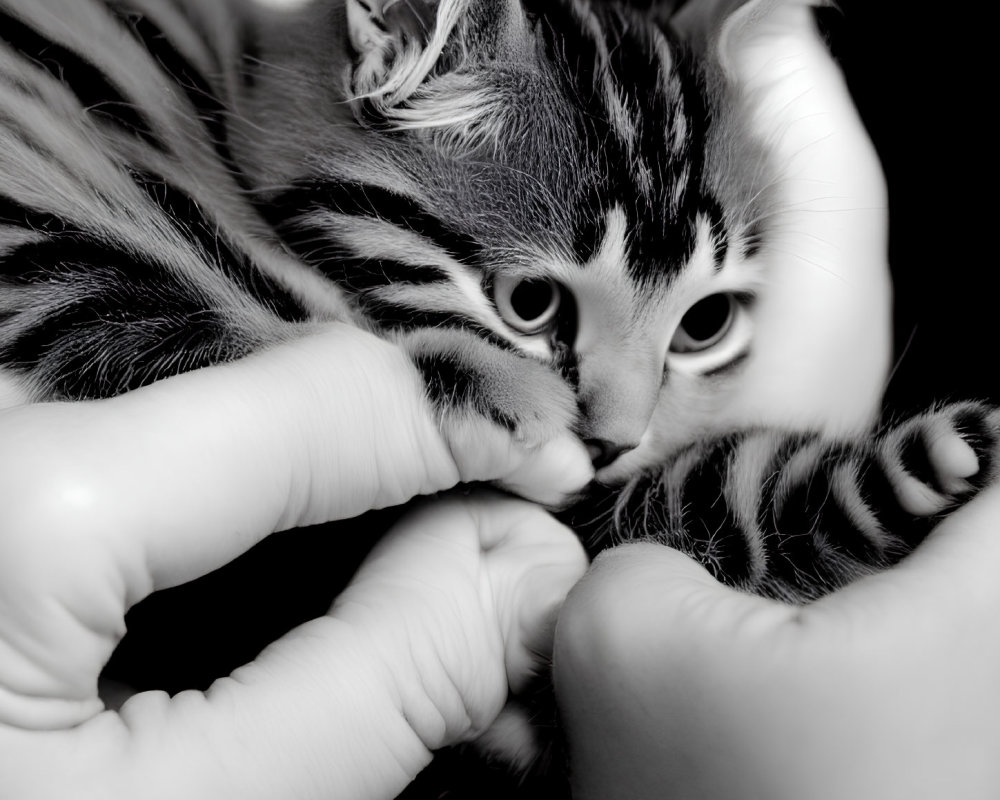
345, 0, 473, 110
346, 0, 435, 95
345, 0, 530, 136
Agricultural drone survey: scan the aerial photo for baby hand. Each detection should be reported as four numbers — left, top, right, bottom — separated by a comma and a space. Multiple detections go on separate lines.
332, 491, 588, 752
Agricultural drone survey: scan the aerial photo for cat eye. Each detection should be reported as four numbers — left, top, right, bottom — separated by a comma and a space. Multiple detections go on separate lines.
493, 274, 561, 335
670, 293, 736, 354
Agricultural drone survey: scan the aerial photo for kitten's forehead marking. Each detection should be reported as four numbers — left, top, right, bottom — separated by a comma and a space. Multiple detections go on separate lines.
589, 205, 631, 280
529, 5, 717, 289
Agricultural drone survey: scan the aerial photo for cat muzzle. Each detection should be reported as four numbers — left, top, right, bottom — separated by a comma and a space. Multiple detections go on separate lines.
585, 438, 639, 470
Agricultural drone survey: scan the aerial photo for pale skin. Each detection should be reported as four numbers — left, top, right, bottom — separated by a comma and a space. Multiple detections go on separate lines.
0, 323, 593, 800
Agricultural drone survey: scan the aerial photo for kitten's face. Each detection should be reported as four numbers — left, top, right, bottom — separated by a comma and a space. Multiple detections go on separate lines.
261, 0, 891, 480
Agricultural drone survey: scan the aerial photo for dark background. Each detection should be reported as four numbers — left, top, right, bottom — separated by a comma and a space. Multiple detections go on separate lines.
835, 1, 997, 411
103, 2, 997, 797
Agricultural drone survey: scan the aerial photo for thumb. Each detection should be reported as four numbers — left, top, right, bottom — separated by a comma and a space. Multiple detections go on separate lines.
555, 542, 791, 668
553, 487, 1000, 800
550, 544, 797, 800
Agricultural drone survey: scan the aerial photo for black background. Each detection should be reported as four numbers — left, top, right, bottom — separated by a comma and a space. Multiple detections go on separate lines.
836, 1, 998, 411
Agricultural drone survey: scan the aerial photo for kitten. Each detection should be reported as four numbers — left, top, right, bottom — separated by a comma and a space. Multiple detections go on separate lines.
2, 2, 997, 798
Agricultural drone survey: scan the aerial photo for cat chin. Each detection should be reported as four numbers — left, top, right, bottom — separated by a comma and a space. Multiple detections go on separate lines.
593, 442, 682, 487
593, 453, 645, 487
592, 415, 709, 485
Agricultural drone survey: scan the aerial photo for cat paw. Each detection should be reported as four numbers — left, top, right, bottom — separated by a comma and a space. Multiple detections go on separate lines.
404, 329, 593, 508
446, 422, 593, 509
879, 401, 1000, 516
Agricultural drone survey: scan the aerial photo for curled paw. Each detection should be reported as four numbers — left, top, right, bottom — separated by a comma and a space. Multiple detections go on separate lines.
879, 401, 999, 516
403, 329, 594, 507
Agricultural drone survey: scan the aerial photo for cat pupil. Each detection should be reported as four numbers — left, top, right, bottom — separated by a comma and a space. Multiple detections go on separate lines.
677, 293, 732, 348
510, 279, 557, 322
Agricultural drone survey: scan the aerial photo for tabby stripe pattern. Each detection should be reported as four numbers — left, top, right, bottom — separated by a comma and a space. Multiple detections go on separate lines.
0, 8, 162, 148
523, 0, 727, 277
265, 180, 520, 345
264, 179, 483, 269
0, 0, 309, 400
108, 6, 253, 191
568, 402, 1000, 602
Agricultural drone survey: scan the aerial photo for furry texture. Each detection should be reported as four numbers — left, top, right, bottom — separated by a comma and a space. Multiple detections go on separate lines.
1, 0, 998, 794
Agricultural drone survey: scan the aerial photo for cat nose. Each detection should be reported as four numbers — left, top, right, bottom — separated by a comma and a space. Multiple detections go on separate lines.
584, 438, 638, 470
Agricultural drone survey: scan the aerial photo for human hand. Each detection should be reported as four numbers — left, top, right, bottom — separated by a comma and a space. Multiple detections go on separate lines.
0, 323, 588, 798
553, 484, 1000, 800
0, 489, 585, 800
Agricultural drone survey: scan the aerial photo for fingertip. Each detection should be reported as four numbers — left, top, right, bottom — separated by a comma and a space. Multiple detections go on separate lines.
504, 523, 589, 694
516, 557, 588, 663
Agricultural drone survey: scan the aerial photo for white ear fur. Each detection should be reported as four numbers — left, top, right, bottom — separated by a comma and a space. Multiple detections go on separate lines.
345, 0, 470, 107
347, 0, 421, 93
346, 0, 392, 63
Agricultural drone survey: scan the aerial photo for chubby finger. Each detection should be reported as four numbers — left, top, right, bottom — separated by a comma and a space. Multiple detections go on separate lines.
334, 492, 588, 746
494, 435, 595, 510
552, 543, 793, 800
0, 324, 458, 728
0, 322, 590, 732
0, 614, 441, 800
2, 492, 578, 800
0, 324, 456, 595
466, 494, 590, 693
0, 491, 587, 800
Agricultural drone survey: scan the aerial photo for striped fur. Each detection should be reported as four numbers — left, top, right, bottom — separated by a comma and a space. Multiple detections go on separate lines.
569, 401, 1000, 602
0, 0, 771, 455
0, 0, 323, 400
